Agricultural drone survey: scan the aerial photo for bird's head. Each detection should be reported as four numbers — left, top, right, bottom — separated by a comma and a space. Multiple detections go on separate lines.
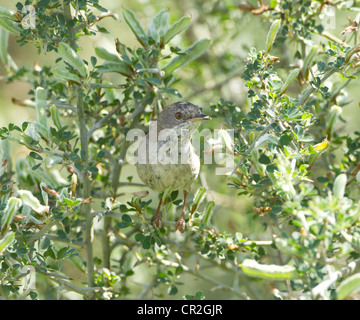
157, 102, 211, 133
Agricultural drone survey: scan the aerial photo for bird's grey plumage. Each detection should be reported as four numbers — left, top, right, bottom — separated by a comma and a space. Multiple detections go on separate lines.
136, 102, 206, 192
135, 101, 210, 232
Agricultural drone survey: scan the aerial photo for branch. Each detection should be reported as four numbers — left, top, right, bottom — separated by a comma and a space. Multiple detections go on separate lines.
154, 258, 249, 299
36, 268, 101, 299
87, 102, 125, 141
310, 257, 360, 299
296, 68, 336, 106
76, 90, 95, 294
183, 68, 244, 101
228, 122, 275, 179
26, 211, 71, 246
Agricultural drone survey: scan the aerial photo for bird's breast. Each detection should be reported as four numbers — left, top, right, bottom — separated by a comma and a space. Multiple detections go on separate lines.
136, 135, 200, 192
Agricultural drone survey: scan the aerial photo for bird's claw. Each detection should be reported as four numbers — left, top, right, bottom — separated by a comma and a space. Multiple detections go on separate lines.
152, 214, 162, 229
175, 216, 186, 233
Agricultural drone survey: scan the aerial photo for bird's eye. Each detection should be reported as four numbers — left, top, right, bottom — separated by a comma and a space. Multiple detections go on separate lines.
175, 112, 184, 120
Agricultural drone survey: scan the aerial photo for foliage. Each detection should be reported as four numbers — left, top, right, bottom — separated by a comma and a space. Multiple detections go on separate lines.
0, 0, 360, 300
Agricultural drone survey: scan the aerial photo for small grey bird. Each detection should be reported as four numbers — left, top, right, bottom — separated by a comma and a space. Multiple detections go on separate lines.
136, 102, 210, 232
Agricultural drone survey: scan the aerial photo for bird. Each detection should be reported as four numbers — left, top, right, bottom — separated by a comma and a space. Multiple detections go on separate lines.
136, 101, 210, 232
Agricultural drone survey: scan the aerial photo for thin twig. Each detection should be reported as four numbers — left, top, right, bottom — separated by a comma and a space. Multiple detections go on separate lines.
154, 258, 249, 299
76, 90, 95, 293
228, 122, 275, 178
87, 102, 125, 141
310, 257, 360, 299
36, 268, 101, 299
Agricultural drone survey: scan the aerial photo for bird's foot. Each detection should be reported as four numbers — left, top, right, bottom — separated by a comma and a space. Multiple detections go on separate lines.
175, 215, 186, 233
152, 213, 162, 229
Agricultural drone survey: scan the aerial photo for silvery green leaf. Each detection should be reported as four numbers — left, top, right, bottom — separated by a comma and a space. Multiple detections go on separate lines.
279, 68, 300, 95
97, 61, 133, 77
1, 197, 22, 234
18, 190, 49, 214
35, 87, 48, 135
53, 66, 82, 83
50, 104, 62, 130
44, 155, 62, 168
0, 6, 16, 21
333, 173, 347, 199
95, 47, 122, 63
40, 182, 48, 206
241, 259, 297, 280
265, 19, 281, 52
302, 46, 318, 76
162, 38, 210, 74
123, 9, 148, 47
0, 26, 8, 65
336, 273, 360, 300
148, 9, 169, 43
0, 17, 20, 35
163, 16, 191, 44
203, 201, 215, 225
58, 42, 88, 78
0, 231, 15, 254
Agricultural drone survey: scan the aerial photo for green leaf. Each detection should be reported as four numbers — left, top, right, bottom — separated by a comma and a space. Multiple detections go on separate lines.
18, 190, 48, 214
269, 0, 277, 8
29, 151, 43, 160
16, 247, 28, 256
336, 273, 360, 300
30, 292, 37, 300
57, 247, 70, 259
193, 187, 206, 207
148, 9, 169, 43
279, 134, 291, 146
279, 68, 300, 95
97, 61, 133, 78
135, 233, 144, 242
58, 42, 88, 78
44, 247, 56, 259
0, 18, 20, 36
1, 197, 22, 234
240, 259, 297, 280
53, 66, 82, 84
50, 104, 62, 130
253, 133, 280, 150
162, 38, 210, 75
163, 16, 191, 44
144, 77, 162, 86
0, 231, 15, 254
123, 9, 148, 47
117, 214, 132, 229
302, 46, 319, 76
333, 173, 347, 199
168, 284, 178, 295
0, 26, 9, 65
317, 61, 327, 73
142, 235, 151, 249
90, 56, 97, 67
203, 201, 215, 225
44, 155, 62, 168
95, 47, 122, 63
63, 197, 81, 207
0, 6, 16, 21
326, 105, 342, 136
258, 153, 271, 164
265, 19, 281, 52
341, 231, 360, 252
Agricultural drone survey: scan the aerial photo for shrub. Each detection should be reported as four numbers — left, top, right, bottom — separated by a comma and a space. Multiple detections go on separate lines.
0, 0, 360, 300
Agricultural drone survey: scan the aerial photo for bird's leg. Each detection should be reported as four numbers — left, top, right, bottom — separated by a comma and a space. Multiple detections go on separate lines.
175, 190, 188, 233
153, 195, 163, 229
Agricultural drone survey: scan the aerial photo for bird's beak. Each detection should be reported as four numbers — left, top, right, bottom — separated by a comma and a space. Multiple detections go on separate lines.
187, 114, 212, 122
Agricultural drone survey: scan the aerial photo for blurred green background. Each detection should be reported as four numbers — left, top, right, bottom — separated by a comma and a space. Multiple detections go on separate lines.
1, 0, 360, 299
